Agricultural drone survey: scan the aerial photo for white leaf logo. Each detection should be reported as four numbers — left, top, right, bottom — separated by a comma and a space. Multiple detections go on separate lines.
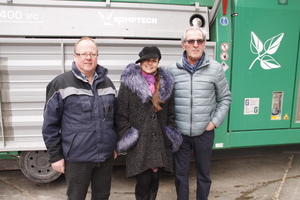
249, 32, 284, 70
250, 32, 263, 54
264, 33, 284, 54
260, 55, 281, 70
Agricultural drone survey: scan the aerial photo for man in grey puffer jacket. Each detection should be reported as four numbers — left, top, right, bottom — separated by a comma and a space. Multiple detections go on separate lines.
168, 27, 231, 200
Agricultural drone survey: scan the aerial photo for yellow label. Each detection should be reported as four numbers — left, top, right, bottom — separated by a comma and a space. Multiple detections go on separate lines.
283, 114, 289, 120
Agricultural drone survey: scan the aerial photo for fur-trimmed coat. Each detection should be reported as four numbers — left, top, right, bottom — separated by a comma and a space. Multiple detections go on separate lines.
115, 63, 182, 178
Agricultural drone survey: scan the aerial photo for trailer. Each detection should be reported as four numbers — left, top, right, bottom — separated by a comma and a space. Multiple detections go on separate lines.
0, 0, 299, 183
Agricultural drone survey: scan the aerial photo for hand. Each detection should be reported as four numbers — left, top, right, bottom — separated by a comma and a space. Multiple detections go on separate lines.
205, 121, 216, 131
51, 158, 65, 174
114, 150, 118, 159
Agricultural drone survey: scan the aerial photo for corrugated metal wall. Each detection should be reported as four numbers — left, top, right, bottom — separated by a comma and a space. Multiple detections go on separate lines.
0, 38, 216, 151
0, 0, 215, 151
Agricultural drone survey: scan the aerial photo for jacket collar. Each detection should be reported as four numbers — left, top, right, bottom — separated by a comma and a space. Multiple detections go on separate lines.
71, 61, 108, 83
120, 63, 174, 103
177, 51, 210, 70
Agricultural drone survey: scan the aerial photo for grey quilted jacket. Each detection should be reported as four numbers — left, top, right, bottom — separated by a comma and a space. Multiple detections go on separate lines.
167, 53, 231, 137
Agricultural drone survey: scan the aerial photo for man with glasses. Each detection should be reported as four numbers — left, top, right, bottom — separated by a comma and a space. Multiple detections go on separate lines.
42, 37, 117, 200
168, 27, 231, 200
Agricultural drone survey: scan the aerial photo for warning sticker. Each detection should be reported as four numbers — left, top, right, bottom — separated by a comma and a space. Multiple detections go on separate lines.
283, 114, 289, 120
271, 116, 279, 120
221, 43, 229, 51
221, 62, 229, 71
244, 98, 259, 115
220, 52, 228, 61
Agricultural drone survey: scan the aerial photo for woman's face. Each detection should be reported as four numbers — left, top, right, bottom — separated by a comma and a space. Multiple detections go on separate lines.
140, 58, 159, 75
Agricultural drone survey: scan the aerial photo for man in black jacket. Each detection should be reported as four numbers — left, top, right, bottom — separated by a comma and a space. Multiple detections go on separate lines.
42, 37, 117, 200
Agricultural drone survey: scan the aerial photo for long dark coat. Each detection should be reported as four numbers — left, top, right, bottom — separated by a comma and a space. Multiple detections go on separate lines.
115, 63, 180, 178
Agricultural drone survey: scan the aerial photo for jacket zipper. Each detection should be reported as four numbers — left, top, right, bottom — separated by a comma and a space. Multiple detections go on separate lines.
190, 73, 193, 136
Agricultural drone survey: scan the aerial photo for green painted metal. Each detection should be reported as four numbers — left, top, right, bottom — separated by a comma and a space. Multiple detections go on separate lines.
228, 129, 300, 148
211, 0, 300, 149
291, 30, 300, 128
0, 152, 18, 159
229, 0, 299, 131
210, 0, 233, 149
71, 0, 215, 6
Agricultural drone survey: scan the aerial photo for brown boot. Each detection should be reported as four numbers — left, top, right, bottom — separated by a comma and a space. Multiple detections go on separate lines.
148, 190, 158, 200
135, 194, 149, 200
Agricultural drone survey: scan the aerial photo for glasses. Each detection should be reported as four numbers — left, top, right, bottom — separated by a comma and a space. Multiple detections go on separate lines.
184, 39, 205, 45
75, 53, 98, 58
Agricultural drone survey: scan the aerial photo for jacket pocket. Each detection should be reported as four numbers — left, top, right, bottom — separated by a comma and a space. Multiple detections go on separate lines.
64, 132, 78, 160
66, 95, 92, 124
104, 104, 114, 121
81, 96, 92, 122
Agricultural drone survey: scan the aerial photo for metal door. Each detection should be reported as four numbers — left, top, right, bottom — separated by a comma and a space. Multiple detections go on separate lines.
229, 0, 300, 132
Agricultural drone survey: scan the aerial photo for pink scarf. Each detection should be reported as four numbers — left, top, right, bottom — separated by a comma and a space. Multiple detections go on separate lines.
141, 70, 156, 94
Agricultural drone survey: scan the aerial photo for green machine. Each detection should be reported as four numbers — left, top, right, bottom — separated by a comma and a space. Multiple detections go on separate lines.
0, 0, 299, 182
212, 0, 300, 149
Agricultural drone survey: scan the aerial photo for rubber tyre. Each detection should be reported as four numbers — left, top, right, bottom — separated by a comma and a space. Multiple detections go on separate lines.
19, 151, 61, 183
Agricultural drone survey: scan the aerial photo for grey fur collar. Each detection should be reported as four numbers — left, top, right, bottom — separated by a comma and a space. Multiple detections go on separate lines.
120, 63, 174, 103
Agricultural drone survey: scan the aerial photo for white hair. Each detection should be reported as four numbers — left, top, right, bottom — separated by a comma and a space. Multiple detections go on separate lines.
181, 27, 207, 43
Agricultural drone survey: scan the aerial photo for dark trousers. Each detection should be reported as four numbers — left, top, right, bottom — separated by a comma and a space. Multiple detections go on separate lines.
65, 156, 114, 200
135, 168, 160, 199
174, 130, 215, 200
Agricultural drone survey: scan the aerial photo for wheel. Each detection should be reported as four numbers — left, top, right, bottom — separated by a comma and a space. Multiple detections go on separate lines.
19, 151, 61, 183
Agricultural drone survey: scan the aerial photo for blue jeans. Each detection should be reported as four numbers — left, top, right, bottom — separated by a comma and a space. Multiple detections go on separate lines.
65, 156, 114, 200
174, 130, 215, 200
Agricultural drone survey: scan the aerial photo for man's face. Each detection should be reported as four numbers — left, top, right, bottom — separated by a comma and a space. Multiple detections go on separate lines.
181, 29, 206, 63
74, 40, 98, 76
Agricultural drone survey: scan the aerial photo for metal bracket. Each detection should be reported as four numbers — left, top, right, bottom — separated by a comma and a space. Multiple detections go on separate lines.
271, 91, 283, 120
195, 2, 200, 11
106, 0, 111, 7
209, 0, 222, 27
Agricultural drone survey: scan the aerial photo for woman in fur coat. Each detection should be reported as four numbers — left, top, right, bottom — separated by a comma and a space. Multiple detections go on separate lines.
115, 46, 182, 200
